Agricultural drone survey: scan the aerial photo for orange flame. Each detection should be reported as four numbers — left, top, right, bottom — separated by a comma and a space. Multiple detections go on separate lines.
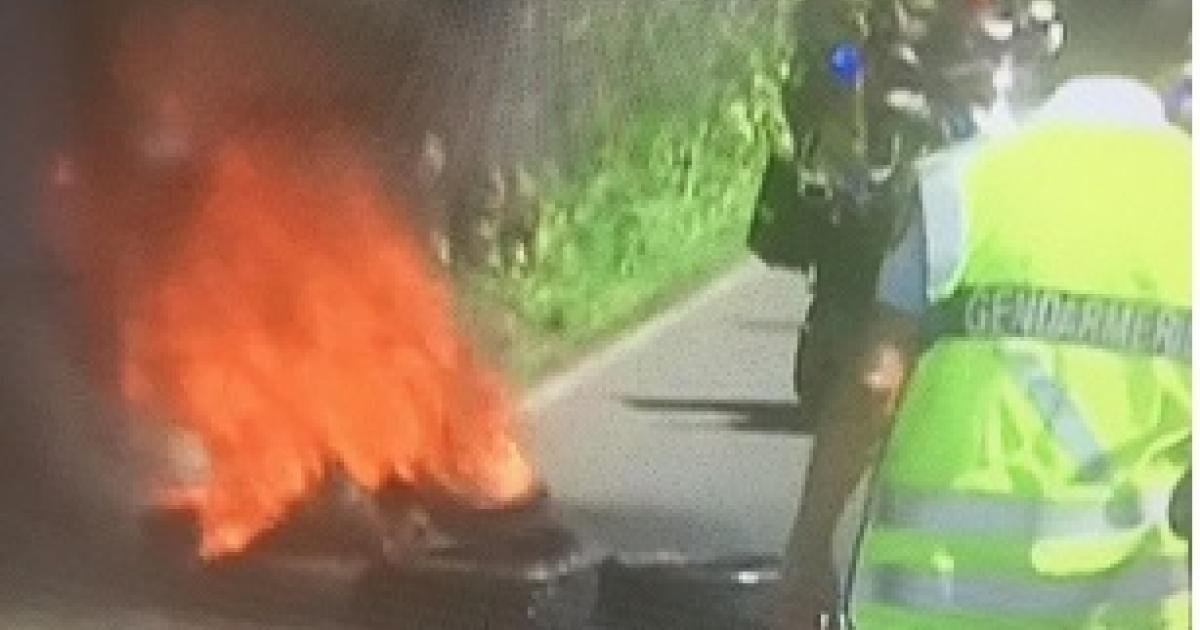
61, 131, 535, 559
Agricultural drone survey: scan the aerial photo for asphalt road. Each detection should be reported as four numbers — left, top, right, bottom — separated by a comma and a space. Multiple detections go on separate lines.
524, 259, 812, 557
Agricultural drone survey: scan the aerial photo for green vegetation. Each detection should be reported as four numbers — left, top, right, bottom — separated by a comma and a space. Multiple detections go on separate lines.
466, 0, 799, 384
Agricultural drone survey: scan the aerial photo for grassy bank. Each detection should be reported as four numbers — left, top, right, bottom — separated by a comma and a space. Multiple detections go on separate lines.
464, 0, 798, 385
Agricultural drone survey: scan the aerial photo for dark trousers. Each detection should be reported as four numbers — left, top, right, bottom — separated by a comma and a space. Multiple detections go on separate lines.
793, 239, 885, 423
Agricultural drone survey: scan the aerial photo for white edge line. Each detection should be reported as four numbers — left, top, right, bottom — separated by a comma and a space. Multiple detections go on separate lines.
520, 257, 767, 415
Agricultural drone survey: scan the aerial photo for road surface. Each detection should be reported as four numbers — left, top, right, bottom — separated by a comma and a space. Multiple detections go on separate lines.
524, 259, 812, 556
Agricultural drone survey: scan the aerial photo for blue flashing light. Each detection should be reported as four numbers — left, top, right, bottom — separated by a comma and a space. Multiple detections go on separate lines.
827, 42, 865, 87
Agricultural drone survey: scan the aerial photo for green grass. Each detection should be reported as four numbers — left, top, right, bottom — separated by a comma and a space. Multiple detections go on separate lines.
462, 0, 799, 385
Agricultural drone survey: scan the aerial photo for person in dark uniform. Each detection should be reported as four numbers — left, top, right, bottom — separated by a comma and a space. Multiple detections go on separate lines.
751, 0, 1064, 423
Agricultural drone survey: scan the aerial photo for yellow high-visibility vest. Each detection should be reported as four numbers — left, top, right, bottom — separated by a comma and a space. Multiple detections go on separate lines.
849, 120, 1192, 629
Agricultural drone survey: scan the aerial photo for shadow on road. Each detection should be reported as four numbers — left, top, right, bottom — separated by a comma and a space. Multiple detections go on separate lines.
620, 397, 813, 435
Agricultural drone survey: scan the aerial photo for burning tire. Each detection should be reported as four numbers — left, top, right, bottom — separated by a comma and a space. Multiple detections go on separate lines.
595, 552, 781, 630
352, 495, 608, 630
141, 484, 607, 629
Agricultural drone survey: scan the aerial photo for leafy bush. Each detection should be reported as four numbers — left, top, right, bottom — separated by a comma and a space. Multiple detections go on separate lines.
467, 0, 799, 381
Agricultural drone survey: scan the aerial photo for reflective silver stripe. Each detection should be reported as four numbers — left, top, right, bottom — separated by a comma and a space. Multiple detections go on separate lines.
1003, 346, 1113, 482
856, 557, 1189, 615
873, 487, 1168, 539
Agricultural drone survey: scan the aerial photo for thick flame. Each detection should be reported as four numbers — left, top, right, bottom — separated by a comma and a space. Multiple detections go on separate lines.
62, 131, 535, 559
